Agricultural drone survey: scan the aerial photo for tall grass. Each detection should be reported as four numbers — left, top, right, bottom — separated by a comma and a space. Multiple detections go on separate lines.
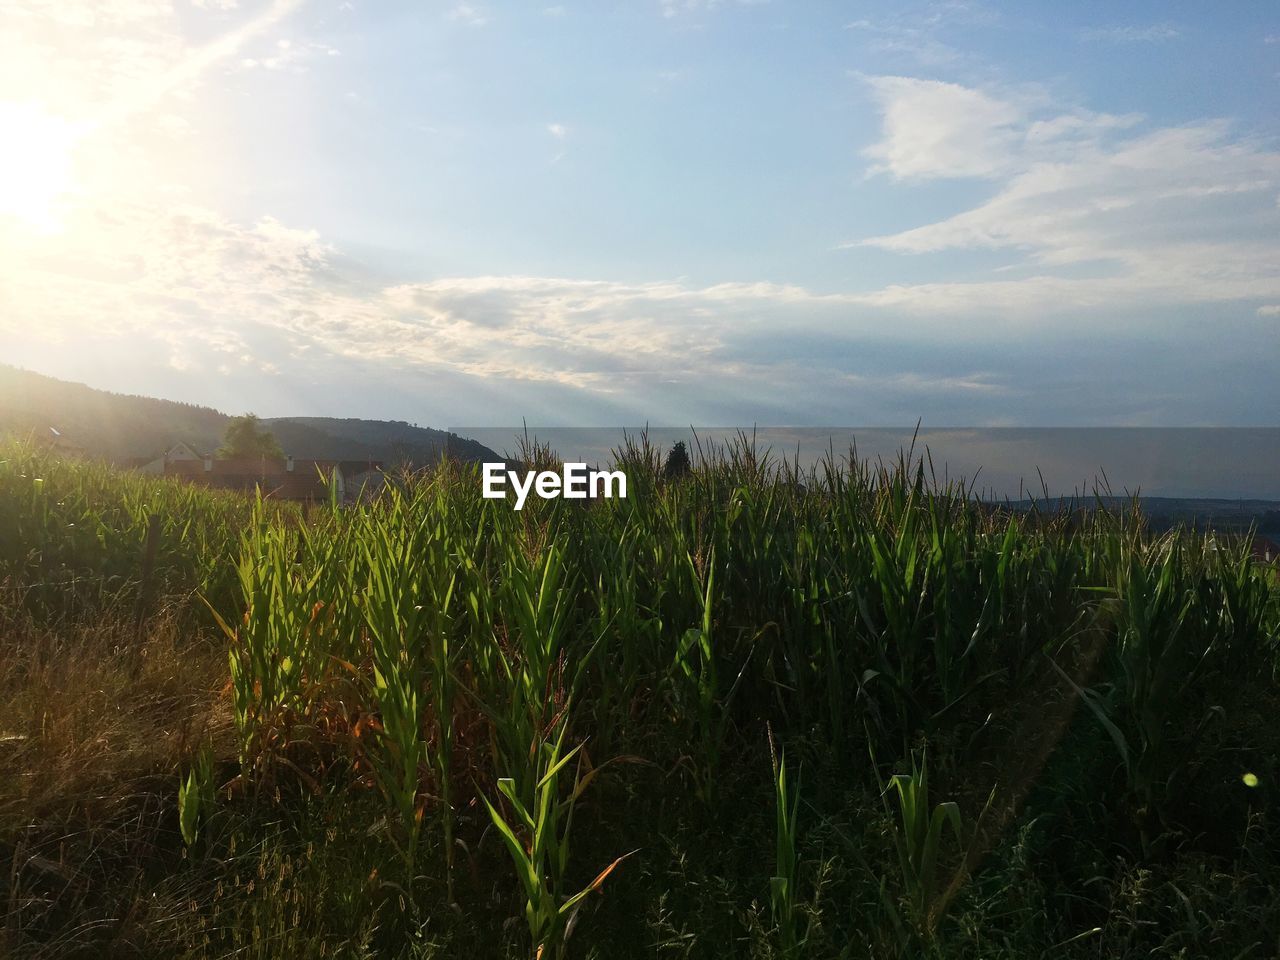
3, 435, 1278, 958
0, 440, 256, 621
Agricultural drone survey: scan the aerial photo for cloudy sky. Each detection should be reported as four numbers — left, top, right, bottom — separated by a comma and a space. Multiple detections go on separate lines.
1, 0, 1278, 426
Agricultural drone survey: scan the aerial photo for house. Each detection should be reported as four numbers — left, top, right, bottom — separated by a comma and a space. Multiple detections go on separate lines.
165, 455, 362, 502
1252, 536, 1280, 565
343, 464, 386, 502
43, 426, 83, 458
138, 441, 205, 475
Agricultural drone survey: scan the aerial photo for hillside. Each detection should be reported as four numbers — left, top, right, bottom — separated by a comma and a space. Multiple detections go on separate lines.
0, 365, 496, 465
264, 416, 495, 464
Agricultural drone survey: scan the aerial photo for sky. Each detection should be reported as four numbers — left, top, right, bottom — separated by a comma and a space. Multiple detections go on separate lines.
1, 0, 1278, 427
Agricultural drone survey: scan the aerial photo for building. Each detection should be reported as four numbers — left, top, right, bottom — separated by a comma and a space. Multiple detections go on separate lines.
137, 441, 205, 475
1253, 536, 1280, 565
43, 426, 83, 458
164, 456, 374, 502
344, 465, 387, 501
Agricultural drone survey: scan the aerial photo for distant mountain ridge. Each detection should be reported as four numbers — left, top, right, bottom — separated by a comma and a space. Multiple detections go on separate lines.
0, 365, 497, 465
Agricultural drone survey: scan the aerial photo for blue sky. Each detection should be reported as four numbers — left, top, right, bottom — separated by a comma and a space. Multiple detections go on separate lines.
1, 0, 1278, 426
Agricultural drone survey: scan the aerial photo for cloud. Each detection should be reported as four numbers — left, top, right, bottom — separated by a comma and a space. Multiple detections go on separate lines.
546, 122, 567, 161
0, 192, 1032, 414
845, 4, 1000, 68
2, 7, 1275, 426
862, 76, 1025, 179
1259, 305, 1280, 317
0, 1, 187, 120
4, 188, 1276, 424
0, 0, 320, 139
658, 0, 768, 21
238, 37, 339, 73
1080, 23, 1181, 44
851, 76, 1280, 317
447, 3, 489, 26
95, 0, 308, 129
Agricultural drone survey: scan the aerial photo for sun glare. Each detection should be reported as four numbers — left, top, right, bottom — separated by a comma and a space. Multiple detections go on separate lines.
0, 101, 82, 234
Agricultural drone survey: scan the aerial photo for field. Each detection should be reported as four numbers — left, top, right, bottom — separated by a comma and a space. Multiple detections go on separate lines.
2, 437, 1278, 959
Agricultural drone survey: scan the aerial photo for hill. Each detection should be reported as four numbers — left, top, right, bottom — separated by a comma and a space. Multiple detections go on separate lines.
0, 364, 497, 465
264, 416, 495, 464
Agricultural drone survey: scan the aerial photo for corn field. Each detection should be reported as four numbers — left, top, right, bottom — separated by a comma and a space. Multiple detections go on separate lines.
2, 436, 1278, 959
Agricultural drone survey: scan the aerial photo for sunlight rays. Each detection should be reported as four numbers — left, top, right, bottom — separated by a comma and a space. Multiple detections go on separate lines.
0, 0, 306, 236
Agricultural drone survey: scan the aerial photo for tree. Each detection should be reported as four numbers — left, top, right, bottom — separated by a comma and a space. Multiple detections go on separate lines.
663, 440, 692, 480
218, 413, 284, 459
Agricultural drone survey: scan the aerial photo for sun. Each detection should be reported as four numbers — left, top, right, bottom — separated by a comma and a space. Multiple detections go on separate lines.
0, 101, 82, 234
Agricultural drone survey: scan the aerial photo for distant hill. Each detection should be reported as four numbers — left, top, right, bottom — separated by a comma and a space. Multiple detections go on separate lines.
0, 365, 497, 466
264, 417, 495, 465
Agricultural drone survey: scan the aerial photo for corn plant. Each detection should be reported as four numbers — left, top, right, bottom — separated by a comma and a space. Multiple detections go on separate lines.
882, 751, 967, 942
0, 439, 249, 622
857, 490, 931, 738
483, 720, 631, 960
211, 503, 329, 766
11, 435, 1280, 956
670, 548, 753, 806
178, 742, 216, 848
358, 499, 457, 873
479, 539, 585, 801
1058, 533, 1274, 848
769, 741, 804, 957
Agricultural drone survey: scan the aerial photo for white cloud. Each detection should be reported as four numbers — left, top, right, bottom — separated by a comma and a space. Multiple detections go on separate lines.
0, 0, 322, 142
447, 3, 489, 26
1080, 23, 1181, 44
844, 4, 1000, 68
238, 37, 339, 72
658, 0, 768, 20
862, 76, 1026, 180
546, 122, 567, 161
3, 188, 1274, 424
1, 193, 1013, 404
1, 6, 1275, 424
1259, 305, 1280, 317
852, 76, 1280, 317
0, 1, 186, 119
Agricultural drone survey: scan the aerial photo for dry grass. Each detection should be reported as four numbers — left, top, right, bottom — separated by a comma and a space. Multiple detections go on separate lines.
1, 601, 229, 956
